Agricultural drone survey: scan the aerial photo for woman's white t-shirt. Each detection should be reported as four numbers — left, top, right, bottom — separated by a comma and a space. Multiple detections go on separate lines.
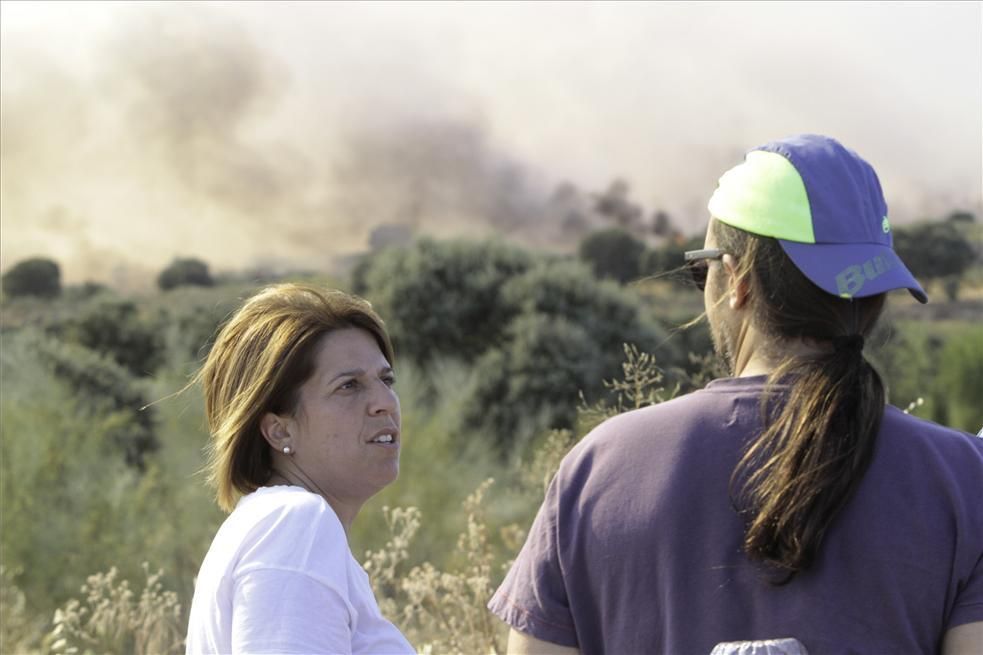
186, 486, 414, 654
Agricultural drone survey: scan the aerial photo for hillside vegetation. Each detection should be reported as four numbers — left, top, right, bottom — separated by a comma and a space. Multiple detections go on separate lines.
1, 232, 981, 653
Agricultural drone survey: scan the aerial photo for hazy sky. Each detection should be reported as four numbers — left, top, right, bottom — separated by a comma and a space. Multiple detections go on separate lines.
1, 1, 980, 287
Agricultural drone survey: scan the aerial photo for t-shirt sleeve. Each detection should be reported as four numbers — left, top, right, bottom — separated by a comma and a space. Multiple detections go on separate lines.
948, 556, 983, 628
232, 567, 354, 654
488, 475, 578, 647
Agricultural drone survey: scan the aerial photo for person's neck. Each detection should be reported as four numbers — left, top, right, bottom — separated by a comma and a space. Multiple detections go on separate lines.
732, 324, 828, 378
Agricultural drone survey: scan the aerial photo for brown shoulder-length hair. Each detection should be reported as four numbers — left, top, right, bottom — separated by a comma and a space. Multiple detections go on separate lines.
195, 284, 394, 512
712, 219, 887, 581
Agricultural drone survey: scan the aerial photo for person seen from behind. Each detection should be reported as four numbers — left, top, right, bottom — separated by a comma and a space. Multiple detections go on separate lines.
489, 134, 983, 654
185, 284, 414, 654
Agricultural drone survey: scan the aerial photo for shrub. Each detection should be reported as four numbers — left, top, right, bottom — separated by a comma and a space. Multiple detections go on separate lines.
2, 257, 61, 299
31, 336, 158, 469
865, 319, 983, 430
450, 259, 681, 450
157, 258, 213, 291
893, 221, 976, 298
53, 299, 165, 377
502, 259, 679, 374
578, 228, 646, 283
356, 238, 532, 364
460, 313, 603, 451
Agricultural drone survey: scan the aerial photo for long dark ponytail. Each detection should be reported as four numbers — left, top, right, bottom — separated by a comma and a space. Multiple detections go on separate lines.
713, 220, 887, 580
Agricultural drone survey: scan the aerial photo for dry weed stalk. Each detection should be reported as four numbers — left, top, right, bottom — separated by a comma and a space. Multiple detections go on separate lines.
364, 480, 507, 655
47, 563, 183, 655
579, 343, 678, 428
362, 506, 422, 622
903, 397, 925, 414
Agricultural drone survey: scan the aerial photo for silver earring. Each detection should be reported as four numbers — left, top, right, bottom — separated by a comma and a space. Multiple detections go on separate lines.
282, 446, 292, 455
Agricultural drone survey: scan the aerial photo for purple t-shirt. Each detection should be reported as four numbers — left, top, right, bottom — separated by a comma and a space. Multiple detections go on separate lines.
489, 376, 983, 654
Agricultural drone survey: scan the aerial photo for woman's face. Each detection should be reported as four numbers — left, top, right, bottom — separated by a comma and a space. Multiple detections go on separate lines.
281, 327, 401, 508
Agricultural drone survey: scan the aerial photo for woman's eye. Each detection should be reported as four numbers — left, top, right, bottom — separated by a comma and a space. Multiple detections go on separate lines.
339, 379, 358, 391
382, 375, 396, 387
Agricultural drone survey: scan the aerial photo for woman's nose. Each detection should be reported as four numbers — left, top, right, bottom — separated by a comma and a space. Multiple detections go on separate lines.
369, 380, 399, 416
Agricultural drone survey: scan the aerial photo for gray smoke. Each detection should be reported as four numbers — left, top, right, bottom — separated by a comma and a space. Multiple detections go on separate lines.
1, 3, 979, 287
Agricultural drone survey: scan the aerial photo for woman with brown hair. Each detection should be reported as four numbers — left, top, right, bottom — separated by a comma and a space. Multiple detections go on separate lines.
490, 135, 983, 654
185, 284, 413, 654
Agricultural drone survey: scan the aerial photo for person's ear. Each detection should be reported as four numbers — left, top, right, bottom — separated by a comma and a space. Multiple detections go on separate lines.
721, 254, 751, 310
260, 412, 293, 452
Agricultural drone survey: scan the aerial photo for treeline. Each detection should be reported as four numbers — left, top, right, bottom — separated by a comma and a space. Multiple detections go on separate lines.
3, 210, 978, 302
1, 256, 217, 300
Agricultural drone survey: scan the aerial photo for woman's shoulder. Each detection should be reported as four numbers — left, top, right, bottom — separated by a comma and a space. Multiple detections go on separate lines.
235, 485, 341, 526
229, 487, 350, 575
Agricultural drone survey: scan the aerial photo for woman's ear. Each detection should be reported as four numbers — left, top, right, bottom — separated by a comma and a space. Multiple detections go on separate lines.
721, 254, 751, 310
260, 412, 292, 451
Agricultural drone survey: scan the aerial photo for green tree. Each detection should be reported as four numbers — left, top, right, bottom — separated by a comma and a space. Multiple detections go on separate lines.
355, 238, 532, 364
460, 259, 679, 451
157, 257, 213, 291
946, 210, 976, 225
893, 221, 977, 300
578, 228, 646, 283
2, 257, 61, 299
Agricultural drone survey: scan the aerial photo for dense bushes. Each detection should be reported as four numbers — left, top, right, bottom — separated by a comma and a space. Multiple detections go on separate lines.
866, 319, 982, 432
501, 259, 674, 372
31, 336, 159, 469
356, 240, 681, 449
2, 257, 61, 298
50, 299, 165, 377
353, 238, 533, 364
461, 313, 604, 450
893, 219, 978, 300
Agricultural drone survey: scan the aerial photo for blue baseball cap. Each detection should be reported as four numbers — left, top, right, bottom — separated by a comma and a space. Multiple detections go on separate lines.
707, 134, 927, 303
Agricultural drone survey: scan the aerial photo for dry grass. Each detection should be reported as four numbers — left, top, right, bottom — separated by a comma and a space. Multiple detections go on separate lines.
1, 567, 46, 654
365, 480, 510, 654
46, 564, 183, 655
